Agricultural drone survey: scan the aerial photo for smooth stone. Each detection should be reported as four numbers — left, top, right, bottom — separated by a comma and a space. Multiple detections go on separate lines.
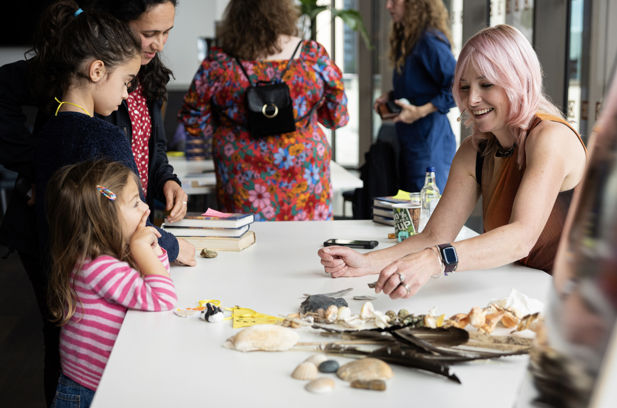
337, 358, 394, 382
305, 377, 335, 394
350, 379, 386, 391
318, 360, 340, 373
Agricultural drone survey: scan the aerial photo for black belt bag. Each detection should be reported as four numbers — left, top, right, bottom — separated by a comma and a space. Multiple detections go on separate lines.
235, 40, 303, 138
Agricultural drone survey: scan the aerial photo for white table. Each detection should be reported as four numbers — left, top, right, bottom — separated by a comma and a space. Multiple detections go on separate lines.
92, 221, 551, 408
167, 157, 362, 216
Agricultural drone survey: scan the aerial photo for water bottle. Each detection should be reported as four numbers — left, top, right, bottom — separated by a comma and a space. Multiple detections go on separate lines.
419, 166, 441, 231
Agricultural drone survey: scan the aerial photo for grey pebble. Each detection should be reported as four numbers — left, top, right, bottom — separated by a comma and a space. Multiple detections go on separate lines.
318, 360, 340, 373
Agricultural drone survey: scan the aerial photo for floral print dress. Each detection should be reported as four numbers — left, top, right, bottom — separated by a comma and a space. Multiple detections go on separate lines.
179, 40, 348, 221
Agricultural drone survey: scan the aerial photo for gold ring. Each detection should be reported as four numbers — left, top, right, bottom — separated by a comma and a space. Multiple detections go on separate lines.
262, 104, 279, 118
182, 201, 187, 205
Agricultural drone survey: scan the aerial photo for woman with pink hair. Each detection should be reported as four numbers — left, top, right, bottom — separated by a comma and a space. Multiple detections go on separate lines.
318, 25, 587, 298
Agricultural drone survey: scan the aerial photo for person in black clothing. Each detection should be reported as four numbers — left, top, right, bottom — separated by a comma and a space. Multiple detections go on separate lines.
0, 1, 196, 404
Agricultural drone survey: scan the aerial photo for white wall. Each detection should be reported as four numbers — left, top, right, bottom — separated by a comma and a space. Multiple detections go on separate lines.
164, 0, 228, 90
0, 48, 29, 67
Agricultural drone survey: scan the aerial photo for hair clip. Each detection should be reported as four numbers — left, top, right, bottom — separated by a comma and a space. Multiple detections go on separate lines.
74, 8, 84, 17
96, 185, 117, 201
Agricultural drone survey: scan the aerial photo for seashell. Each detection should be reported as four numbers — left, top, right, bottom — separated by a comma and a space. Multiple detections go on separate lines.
305, 377, 335, 394
199, 248, 218, 258
350, 379, 386, 391
397, 308, 409, 320
373, 311, 390, 329
223, 324, 299, 352
353, 295, 376, 301
337, 306, 351, 322
304, 354, 328, 366
385, 310, 397, 322
173, 308, 197, 318
337, 358, 393, 382
318, 360, 339, 373
291, 362, 318, 380
325, 305, 338, 323
360, 302, 375, 319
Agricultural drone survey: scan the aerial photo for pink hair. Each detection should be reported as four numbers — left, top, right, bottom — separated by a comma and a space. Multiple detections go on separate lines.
452, 24, 562, 166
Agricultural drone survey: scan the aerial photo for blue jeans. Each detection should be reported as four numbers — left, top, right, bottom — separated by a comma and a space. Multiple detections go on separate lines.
51, 374, 95, 408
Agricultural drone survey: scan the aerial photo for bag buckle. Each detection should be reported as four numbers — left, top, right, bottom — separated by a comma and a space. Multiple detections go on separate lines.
262, 104, 279, 118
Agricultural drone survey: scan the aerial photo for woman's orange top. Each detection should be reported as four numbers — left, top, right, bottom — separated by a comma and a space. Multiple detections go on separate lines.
479, 113, 587, 272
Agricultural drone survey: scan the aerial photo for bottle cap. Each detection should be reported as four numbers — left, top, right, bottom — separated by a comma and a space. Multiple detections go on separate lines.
426, 166, 436, 173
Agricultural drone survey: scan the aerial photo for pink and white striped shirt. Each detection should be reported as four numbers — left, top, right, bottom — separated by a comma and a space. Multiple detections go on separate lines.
59, 250, 177, 391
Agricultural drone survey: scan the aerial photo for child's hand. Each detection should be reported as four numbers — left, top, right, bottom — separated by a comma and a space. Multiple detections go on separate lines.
130, 210, 164, 260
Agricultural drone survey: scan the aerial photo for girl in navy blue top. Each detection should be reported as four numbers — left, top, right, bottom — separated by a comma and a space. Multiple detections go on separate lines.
376, 0, 457, 192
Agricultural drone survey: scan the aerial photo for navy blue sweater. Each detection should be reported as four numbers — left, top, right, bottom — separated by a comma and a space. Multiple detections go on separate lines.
35, 112, 179, 260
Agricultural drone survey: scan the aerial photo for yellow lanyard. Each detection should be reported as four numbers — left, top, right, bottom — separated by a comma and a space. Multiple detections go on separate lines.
54, 97, 92, 117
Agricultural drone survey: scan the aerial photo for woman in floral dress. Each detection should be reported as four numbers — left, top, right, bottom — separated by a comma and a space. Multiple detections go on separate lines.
179, 0, 348, 221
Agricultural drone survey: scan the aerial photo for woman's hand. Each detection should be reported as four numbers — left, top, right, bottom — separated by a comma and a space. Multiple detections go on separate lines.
174, 237, 196, 266
373, 93, 389, 113
163, 180, 188, 223
374, 247, 442, 299
393, 101, 435, 125
318, 246, 375, 277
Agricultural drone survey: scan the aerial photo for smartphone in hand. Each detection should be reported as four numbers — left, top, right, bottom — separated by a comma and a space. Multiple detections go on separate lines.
323, 239, 378, 249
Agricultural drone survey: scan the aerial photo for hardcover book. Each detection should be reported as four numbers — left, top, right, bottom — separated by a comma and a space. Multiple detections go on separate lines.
180, 230, 256, 251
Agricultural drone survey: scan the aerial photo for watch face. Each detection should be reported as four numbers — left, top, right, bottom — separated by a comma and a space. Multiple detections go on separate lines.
442, 246, 458, 264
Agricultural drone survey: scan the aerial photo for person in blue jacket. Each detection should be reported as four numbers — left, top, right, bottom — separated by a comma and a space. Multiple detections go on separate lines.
375, 0, 457, 192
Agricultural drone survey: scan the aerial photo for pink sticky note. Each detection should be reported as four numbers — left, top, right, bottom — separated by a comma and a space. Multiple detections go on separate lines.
202, 208, 233, 218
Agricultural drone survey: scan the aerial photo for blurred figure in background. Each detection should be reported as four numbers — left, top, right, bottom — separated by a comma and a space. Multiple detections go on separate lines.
179, 0, 348, 221
375, 0, 457, 192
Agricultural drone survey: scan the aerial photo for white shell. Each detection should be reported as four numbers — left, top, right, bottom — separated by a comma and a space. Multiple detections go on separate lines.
223, 325, 299, 352
173, 309, 197, 318
337, 306, 351, 322
325, 305, 338, 323
304, 354, 328, 366
360, 302, 375, 319
305, 377, 335, 393
373, 311, 390, 329
292, 362, 318, 380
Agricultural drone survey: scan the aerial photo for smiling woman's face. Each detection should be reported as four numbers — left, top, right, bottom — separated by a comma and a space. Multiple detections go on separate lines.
128, 1, 175, 65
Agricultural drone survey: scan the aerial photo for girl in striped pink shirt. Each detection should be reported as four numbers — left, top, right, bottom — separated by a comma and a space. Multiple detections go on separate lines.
46, 159, 177, 407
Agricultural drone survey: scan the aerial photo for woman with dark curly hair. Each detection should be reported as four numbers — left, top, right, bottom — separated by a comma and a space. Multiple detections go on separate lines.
179, 0, 349, 221
375, 0, 457, 192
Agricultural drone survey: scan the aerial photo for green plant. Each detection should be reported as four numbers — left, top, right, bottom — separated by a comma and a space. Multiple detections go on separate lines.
298, 0, 371, 49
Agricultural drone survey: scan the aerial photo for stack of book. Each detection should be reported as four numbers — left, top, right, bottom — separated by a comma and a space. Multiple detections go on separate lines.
163, 212, 255, 251
372, 195, 411, 226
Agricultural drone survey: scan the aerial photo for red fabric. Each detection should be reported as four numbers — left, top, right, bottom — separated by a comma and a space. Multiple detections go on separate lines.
126, 83, 151, 194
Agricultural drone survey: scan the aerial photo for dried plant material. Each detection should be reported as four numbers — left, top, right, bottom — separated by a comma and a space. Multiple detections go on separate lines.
350, 379, 387, 391
224, 325, 299, 352
446, 313, 470, 328
291, 362, 318, 380
305, 377, 335, 393
337, 358, 394, 382
480, 311, 505, 334
500, 310, 520, 328
515, 312, 540, 332
469, 307, 487, 328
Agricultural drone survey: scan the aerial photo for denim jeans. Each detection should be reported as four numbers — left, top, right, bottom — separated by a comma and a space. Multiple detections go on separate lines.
51, 374, 95, 408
